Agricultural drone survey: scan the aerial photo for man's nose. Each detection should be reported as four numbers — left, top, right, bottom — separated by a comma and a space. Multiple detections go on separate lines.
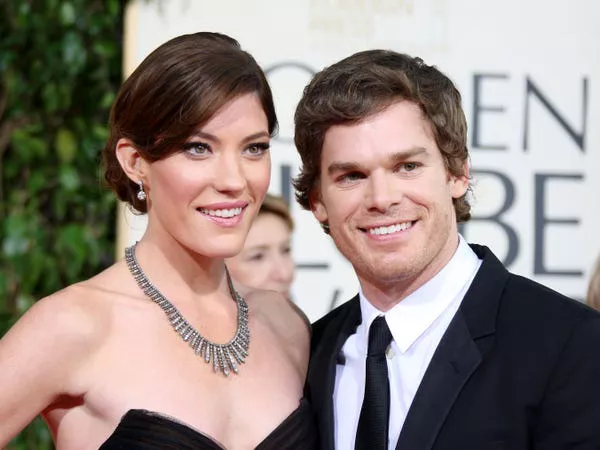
365, 172, 398, 212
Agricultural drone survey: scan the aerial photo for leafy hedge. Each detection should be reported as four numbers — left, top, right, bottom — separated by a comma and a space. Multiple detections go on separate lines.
0, 1, 126, 447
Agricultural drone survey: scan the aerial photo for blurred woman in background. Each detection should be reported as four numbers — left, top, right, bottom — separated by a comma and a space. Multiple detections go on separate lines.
587, 254, 600, 311
227, 193, 296, 300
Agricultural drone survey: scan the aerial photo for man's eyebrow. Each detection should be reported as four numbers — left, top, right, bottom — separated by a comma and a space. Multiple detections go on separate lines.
388, 147, 428, 163
326, 147, 428, 175
327, 161, 362, 175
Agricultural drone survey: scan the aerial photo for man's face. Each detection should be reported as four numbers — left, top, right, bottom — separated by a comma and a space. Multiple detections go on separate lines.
311, 101, 469, 305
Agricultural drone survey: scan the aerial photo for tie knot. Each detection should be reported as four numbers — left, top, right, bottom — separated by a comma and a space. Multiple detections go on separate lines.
367, 316, 393, 356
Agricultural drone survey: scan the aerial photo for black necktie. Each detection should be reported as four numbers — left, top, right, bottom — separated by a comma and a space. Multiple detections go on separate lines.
355, 315, 393, 450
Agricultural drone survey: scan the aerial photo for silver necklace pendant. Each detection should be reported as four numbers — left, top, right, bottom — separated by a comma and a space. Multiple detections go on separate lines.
124, 244, 250, 377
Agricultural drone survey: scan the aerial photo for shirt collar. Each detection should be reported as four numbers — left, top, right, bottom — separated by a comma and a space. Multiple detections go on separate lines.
358, 235, 480, 353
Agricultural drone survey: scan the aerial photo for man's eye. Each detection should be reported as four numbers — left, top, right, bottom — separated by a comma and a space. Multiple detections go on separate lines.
397, 162, 421, 173
338, 172, 364, 183
182, 142, 210, 156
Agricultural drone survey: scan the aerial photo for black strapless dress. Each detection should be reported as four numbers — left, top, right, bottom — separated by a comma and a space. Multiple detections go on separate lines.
99, 398, 318, 449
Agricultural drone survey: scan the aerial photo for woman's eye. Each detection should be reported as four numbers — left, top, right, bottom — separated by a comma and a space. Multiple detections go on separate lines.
248, 253, 265, 262
182, 142, 210, 156
245, 142, 270, 156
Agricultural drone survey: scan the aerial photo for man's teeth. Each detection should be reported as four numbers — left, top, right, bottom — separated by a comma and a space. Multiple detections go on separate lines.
368, 222, 412, 235
199, 207, 242, 218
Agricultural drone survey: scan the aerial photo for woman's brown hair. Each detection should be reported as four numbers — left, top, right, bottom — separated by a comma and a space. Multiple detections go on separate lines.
259, 193, 294, 231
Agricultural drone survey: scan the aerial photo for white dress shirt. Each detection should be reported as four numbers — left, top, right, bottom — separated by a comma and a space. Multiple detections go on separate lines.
333, 235, 482, 450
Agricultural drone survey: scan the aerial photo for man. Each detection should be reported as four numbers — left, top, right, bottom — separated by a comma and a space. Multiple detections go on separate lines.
294, 50, 600, 450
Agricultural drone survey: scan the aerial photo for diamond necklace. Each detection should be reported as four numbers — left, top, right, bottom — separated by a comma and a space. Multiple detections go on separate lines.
124, 244, 250, 377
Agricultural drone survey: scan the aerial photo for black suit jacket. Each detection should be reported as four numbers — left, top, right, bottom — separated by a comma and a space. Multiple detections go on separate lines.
307, 244, 600, 450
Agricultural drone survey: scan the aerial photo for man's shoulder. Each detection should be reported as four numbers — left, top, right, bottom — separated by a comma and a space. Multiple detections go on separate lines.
466, 242, 600, 334
470, 242, 596, 319
503, 271, 599, 322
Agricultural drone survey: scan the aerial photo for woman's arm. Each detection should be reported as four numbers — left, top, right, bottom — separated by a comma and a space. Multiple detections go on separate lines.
0, 290, 100, 446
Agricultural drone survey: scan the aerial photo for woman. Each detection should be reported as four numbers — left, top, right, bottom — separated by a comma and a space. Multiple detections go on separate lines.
0, 33, 315, 449
587, 254, 600, 311
226, 193, 296, 300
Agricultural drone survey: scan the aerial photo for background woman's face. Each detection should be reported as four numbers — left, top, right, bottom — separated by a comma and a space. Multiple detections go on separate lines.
226, 212, 295, 298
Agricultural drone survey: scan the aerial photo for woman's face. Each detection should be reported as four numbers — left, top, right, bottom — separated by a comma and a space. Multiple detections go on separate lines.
226, 212, 295, 298
143, 93, 272, 258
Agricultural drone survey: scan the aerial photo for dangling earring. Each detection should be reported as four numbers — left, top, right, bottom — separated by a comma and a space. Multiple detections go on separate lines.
137, 180, 147, 201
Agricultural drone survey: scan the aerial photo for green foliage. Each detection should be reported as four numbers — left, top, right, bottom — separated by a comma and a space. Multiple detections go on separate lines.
0, 1, 125, 448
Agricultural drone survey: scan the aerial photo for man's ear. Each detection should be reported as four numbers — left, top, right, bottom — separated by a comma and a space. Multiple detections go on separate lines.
115, 138, 148, 183
450, 160, 470, 199
309, 187, 328, 224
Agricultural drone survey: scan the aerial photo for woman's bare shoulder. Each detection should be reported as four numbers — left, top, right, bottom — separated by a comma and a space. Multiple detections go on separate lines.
0, 266, 129, 443
12, 261, 134, 350
17, 280, 111, 349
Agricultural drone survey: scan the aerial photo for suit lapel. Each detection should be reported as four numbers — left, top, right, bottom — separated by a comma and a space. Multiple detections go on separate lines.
308, 297, 361, 450
396, 244, 508, 450
395, 311, 482, 450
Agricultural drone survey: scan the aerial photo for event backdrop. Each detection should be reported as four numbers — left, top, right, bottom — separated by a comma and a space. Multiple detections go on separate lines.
117, 0, 600, 322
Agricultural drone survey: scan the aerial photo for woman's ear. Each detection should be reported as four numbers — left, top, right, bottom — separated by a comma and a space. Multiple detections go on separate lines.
115, 138, 148, 183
